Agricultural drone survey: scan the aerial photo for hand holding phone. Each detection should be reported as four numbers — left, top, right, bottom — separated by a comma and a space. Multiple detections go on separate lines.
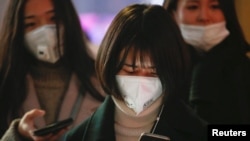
139, 133, 170, 141
33, 118, 73, 136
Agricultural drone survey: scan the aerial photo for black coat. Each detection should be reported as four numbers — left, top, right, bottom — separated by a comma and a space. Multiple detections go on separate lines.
189, 38, 250, 124
64, 96, 207, 141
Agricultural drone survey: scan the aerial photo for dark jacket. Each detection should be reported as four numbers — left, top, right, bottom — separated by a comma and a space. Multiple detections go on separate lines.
64, 96, 207, 141
189, 37, 250, 124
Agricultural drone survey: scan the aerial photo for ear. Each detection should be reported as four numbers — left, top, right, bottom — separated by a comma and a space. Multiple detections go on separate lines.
173, 11, 180, 24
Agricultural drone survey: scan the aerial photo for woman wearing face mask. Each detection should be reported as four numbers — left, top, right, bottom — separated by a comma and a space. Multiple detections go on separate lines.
0, 0, 105, 140
163, 0, 250, 124
64, 4, 207, 141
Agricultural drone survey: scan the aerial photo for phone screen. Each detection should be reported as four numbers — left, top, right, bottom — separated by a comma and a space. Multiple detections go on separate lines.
139, 133, 170, 141
33, 118, 73, 136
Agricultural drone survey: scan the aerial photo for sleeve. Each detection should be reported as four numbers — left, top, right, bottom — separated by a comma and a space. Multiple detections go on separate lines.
0, 119, 30, 141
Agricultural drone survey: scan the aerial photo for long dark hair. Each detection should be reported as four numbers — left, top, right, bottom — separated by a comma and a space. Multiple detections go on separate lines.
163, 0, 250, 52
0, 0, 104, 135
96, 4, 190, 102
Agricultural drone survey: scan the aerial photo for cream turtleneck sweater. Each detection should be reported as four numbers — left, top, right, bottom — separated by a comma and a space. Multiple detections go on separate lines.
112, 95, 163, 141
29, 61, 71, 124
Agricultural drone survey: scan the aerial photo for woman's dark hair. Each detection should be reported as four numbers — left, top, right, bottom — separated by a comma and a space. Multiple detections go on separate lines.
0, 0, 104, 135
163, 0, 250, 52
96, 4, 190, 102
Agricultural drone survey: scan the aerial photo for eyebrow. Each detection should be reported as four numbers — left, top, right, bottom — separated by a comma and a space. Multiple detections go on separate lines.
24, 9, 55, 19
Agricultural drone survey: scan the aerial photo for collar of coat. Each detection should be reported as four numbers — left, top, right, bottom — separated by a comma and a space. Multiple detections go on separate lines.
81, 96, 207, 141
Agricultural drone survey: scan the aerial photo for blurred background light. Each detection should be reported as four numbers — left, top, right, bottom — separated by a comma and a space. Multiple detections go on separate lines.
72, 0, 164, 45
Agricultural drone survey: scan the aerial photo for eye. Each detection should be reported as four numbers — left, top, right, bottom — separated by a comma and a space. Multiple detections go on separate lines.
149, 68, 158, 76
151, 71, 157, 75
210, 3, 221, 10
47, 11, 56, 24
122, 67, 135, 74
24, 22, 36, 29
186, 5, 198, 10
184, 1, 200, 11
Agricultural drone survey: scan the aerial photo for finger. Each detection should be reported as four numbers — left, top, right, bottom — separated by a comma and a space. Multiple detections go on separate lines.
55, 127, 68, 136
32, 133, 53, 141
23, 109, 45, 121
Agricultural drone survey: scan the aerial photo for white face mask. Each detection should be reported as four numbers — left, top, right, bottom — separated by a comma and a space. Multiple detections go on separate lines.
25, 24, 62, 63
179, 22, 230, 52
116, 75, 163, 115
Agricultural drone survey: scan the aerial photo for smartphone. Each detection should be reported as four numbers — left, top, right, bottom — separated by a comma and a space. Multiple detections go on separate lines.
139, 133, 171, 141
33, 118, 73, 136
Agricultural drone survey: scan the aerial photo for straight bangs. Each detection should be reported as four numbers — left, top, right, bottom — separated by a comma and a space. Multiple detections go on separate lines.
116, 36, 156, 72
